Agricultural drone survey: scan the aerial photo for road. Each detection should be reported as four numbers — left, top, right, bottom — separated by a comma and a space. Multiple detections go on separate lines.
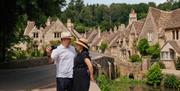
0, 52, 103, 91
0, 64, 56, 91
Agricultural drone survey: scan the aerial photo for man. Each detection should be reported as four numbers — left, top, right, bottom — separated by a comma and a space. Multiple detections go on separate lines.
46, 31, 76, 91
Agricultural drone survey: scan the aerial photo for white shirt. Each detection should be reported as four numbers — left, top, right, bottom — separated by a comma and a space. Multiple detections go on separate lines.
51, 44, 76, 78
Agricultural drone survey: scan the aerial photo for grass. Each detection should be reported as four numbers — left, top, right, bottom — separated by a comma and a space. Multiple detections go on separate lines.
109, 77, 145, 91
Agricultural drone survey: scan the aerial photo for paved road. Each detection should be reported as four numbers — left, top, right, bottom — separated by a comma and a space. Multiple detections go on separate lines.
0, 64, 56, 90
0, 52, 103, 91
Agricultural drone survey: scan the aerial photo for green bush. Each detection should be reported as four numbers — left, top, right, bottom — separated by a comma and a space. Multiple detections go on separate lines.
137, 38, 149, 56
30, 50, 42, 57
9, 49, 29, 60
99, 42, 108, 53
146, 62, 162, 87
146, 43, 160, 59
97, 74, 110, 91
129, 54, 142, 62
164, 74, 179, 88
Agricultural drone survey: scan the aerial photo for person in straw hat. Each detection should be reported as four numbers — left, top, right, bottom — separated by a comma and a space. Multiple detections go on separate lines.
46, 31, 76, 91
73, 38, 94, 91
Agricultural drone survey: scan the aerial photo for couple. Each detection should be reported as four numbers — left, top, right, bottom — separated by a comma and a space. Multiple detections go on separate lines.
46, 31, 94, 91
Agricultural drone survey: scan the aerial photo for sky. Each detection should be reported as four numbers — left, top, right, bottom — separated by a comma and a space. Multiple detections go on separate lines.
83, 0, 167, 5
67, 0, 167, 5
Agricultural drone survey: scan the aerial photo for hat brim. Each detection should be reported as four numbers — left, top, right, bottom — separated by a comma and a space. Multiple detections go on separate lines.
75, 41, 89, 49
61, 36, 73, 39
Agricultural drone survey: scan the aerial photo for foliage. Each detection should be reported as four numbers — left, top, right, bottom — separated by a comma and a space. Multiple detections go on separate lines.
49, 40, 60, 46
146, 62, 162, 87
137, 38, 149, 56
0, 0, 66, 62
164, 74, 180, 88
74, 23, 88, 33
176, 57, 180, 70
96, 74, 111, 91
109, 77, 144, 91
99, 42, 108, 53
30, 49, 43, 57
146, 43, 160, 59
129, 54, 142, 62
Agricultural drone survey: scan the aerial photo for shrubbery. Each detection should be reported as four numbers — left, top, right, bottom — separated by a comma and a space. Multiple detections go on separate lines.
129, 54, 142, 62
99, 42, 108, 53
146, 62, 162, 87
164, 74, 180, 88
96, 74, 111, 91
137, 38, 160, 59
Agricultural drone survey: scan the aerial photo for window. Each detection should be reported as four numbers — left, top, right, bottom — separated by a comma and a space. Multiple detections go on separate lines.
172, 30, 179, 40
54, 32, 61, 38
172, 30, 175, 40
147, 32, 152, 42
176, 30, 179, 40
33, 32, 38, 38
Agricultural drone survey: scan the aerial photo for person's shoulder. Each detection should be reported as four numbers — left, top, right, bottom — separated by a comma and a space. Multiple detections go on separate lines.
69, 45, 75, 50
82, 51, 89, 55
52, 45, 61, 52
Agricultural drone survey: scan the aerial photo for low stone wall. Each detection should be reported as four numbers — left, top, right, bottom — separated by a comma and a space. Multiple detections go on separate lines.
92, 56, 116, 79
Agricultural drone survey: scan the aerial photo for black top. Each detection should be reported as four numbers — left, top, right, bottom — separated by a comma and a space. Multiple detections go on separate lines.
73, 50, 90, 70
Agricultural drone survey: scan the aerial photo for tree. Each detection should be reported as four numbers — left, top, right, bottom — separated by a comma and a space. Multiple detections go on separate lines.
137, 38, 149, 56
146, 62, 162, 87
0, 0, 66, 62
158, 2, 172, 11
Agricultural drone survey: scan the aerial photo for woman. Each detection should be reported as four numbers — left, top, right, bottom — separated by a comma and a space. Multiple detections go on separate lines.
73, 38, 94, 91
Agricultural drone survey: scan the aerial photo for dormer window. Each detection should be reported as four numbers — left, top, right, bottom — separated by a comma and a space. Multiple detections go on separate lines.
54, 32, 61, 38
33, 32, 38, 38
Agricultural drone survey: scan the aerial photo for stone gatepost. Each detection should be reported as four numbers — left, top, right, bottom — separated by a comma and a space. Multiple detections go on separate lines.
114, 62, 117, 78
142, 56, 150, 72
108, 61, 112, 79
97, 64, 102, 76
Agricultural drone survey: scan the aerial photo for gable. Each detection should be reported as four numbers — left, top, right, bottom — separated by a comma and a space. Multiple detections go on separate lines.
46, 19, 67, 34
139, 10, 158, 44
161, 43, 174, 52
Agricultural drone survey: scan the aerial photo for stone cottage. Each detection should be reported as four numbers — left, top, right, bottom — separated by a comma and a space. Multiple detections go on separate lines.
18, 18, 81, 51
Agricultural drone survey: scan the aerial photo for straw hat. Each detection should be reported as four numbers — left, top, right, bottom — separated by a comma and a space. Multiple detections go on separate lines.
75, 38, 89, 49
61, 31, 72, 39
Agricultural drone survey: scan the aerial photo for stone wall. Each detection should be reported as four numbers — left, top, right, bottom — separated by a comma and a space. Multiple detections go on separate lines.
92, 56, 116, 79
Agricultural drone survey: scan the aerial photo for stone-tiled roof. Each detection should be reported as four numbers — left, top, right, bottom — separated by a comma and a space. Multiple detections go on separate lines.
149, 7, 180, 30
87, 29, 98, 43
164, 41, 180, 54
24, 21, 35, 35
133, 21, 144, 35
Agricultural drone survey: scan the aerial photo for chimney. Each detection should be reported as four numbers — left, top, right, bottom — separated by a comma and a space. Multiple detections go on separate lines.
114, 26, 117, 33
67, 18, 73, 31
129, 8, 137, 25
98, 26, 101, 38
109, 28, 113, 34
46, 18, 51, 26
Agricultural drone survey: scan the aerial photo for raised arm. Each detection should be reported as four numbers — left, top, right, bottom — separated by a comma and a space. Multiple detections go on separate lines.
84, 58, 94, 81
46, 46, 53, 64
